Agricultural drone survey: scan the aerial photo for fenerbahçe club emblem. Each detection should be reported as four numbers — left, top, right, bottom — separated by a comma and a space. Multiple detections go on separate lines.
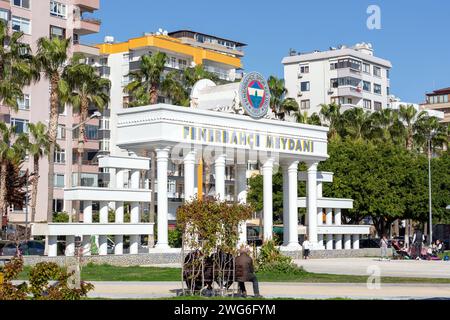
239, 72, 271, 119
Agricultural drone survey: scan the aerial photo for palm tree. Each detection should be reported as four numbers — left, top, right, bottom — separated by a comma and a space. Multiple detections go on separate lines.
27, 122, 50, 223
294, 111, 322, 125
183, 64, 218, 89
62, 55, 110, 191
0, 123, 29, 218
414, 115, 449, 153
397, 105, 421, 151
341, 107, 372, 140
267, 76, 299, 120
34, 37, 71, 221
0, 20, 37, 111
319, 103, 342, 139
161, 70, 189, 106
125, 52, 167, 105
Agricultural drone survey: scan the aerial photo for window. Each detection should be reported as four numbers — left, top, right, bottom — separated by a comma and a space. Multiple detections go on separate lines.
300, 81, 310, 92
374, 66, 381, 77
300, 100, 310, 110
123, 53, 130, 63
52, 199, 63, 214
374, 84, 382, 94
54, 149, 65, 164
11, 118, 28, 133
178, 59, 187, 70
100, 118, 110, 130
12, 16, 30, 34
0, 9, 9, 22
330, 58, 361, 71
331, 77, 361, 88
72, 173, 98, 187
386, 69, 390, 79
387, 87, 390, 96
54, 174, 65, 188
122, 75, 129, 86
57, 125, 66, 140
363, 63, 370, 74
100, 139, 110, 152
363, 81, 371, 92
17, 94, 30, 110
13, 0, 30, 9
50, 25, 65, 39
331, 97, 346, 105
363, 99, 372, 110
347, 98, 353, 104
374, 102, 382, 111
299, 64, 309, 74
50, 1, 66, 18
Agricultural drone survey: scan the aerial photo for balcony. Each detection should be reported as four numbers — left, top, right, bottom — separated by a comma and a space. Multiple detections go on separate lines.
73, 0, 100, 12
73, 42, 99, 57
337, 86, 363, 98
96, 65, 110, 77
74, 16, 101, 35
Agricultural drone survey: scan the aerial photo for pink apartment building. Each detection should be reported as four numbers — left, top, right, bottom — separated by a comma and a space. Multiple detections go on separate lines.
0, 0, 103, 224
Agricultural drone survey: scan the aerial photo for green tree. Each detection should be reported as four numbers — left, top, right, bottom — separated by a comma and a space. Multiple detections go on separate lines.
34, 37, 71, 221
340, 107, 372, 140
0, 123, 29, 217
267, 76, 298, 120
182, 64, 218, 89
61, 55, 110, 194
319, 103, 342, 139
27, 122, 51, 223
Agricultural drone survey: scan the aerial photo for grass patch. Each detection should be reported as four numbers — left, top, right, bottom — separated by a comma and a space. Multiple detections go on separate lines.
16, 263, 450, 284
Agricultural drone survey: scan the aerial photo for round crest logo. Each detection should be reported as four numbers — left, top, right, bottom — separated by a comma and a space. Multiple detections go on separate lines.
239, 72, 271, 119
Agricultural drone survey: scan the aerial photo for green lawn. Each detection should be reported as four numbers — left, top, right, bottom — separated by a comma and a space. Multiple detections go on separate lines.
16, 263, 450, 284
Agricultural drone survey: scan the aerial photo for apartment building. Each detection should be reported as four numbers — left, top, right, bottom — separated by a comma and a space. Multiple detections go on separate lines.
420, 87, 450, 124
282, 43, 392, 116
0, 0, 102, 223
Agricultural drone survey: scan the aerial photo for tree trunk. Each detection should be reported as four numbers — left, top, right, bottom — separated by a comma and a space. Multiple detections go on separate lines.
0, 161, 8, 219
47, 75, 60, 222
30, 155, 39, 222
150, 85, 158, 105
76, 98, 89, 222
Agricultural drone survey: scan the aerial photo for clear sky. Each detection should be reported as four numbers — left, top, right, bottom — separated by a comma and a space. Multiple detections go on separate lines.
85, 0, 450, 104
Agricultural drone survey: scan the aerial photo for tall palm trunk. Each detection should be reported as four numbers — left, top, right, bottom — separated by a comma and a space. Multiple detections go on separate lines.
150, 84, 158, 104
76, 99, 89, 222
47, 75, 60, 222
31, 155, 39, 222
0, 161, 8, 219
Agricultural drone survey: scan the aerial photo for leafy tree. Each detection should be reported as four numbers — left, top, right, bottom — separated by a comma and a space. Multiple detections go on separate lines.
34, 37, 71, 221
27, 122, 50, 223
267, 76, 298, 120
319, 103, 342, 139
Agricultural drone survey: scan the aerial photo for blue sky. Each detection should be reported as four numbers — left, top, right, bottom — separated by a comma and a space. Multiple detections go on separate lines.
85, 0, 450, 103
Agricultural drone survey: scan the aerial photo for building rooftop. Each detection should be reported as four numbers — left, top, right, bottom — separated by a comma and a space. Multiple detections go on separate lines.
426, 87, 450, 96
168, 30, 247, 47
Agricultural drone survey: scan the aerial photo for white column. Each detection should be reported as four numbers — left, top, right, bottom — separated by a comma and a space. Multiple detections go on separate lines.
116, 169, 126, 188
65, 235, 75, 257
184, 151, 196, 202
262, 158, 274, 242
317, 208, 323, 225
334, 208, 341, 225
155, 147, 170, 249
235, 164, 248, 246
326, 234, 334, 250
282, 166, 289, 246
344, 234, 351, 250
115, 201, 124, 223
109, 168, 116, 188
318, 234, 323, 248
100, 202, 109, 224
287, 161, 300, 248
114, 235, 123, 255
353, 234, 360, 249
215, 154, 226, 201
307, 163, 318, 246
326, 208, 333, 225
130, 202, 140, 223
98, 235, 107, 256
48, 236, 57, 257
335, 234, 343, 250
82, 235, 91, 256
130, 169, 140, 189
130, 235, 139, 254
83, 201, 92, 223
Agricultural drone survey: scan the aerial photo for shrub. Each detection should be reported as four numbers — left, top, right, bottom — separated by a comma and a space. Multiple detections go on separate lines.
53, 212, 69, 223
168, 227, 182, 248
256, 240, 305, 275
0, 257, 28, 300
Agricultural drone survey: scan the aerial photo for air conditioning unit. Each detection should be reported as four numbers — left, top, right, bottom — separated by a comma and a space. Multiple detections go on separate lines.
327, 89, 334, 95
297, 73, 303, 79
297, 92, 303, 97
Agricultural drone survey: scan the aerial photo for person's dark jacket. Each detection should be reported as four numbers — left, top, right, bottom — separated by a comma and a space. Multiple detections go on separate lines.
235, 252, 255, 282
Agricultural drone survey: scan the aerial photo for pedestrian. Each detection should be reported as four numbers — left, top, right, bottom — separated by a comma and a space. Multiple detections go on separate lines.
412, 226, 424, 260
235, 246, 261, 298
302, 236, 311, 259
380, 235, 389, 261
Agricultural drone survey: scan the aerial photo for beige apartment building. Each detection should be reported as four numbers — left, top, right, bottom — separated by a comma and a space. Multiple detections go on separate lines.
0, 0, 102, 224
420, 87, 450, 124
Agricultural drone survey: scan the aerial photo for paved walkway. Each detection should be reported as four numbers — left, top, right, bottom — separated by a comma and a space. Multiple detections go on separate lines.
87, 281, 450, 300
294, 258, 450, 278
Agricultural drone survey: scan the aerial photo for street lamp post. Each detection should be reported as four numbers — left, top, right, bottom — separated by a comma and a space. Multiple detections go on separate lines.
64, 111, 102, 222
426, 131, 436, 246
